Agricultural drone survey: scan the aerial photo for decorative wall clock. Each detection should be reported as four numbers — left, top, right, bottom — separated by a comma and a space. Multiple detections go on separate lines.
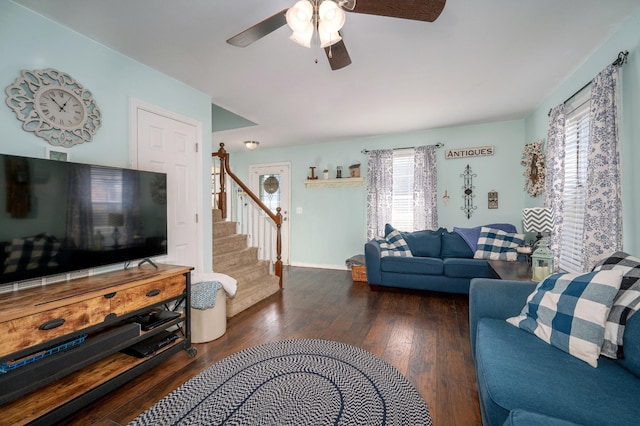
521, 140, 545, 197
5, 68, 102, 147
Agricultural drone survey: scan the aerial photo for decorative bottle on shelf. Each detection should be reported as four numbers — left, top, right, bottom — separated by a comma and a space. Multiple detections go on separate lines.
323, 169, 329, 179
336, 166, 342, 179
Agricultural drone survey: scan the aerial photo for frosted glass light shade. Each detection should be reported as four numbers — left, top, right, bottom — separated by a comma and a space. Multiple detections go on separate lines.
244, 140, 260, 150
318, 22, 342, 47
286, 1, 313, 32
289, 25, 314, 48
318, 1, 345, 33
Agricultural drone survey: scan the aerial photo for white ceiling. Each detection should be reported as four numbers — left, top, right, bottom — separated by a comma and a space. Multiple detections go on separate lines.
15, 0, 640, 151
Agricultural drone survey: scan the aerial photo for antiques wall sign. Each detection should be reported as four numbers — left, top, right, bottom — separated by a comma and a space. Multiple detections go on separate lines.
445, 145, 494, 159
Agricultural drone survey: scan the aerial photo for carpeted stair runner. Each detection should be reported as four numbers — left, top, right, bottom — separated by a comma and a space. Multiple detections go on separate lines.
212, 209, 280, 317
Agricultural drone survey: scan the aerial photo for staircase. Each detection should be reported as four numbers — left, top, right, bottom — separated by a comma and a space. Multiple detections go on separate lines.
212, 209, 281, 317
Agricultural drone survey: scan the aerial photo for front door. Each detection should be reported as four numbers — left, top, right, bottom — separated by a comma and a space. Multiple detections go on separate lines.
250, 163, 291, 265
132, 102, 201, 270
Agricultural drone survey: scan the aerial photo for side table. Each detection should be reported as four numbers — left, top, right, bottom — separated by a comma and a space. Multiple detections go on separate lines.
487, 260, 533, 282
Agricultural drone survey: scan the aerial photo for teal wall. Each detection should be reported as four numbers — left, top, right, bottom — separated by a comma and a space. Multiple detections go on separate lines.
0, 2, 214, 271
226, 119, 526, 269
524, 7, 640, 255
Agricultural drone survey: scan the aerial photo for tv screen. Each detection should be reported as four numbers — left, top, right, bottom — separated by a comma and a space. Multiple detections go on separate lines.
0, 153, 168, 286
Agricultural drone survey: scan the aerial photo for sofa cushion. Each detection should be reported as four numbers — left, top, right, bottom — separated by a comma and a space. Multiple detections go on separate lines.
474, 227, 524, 261
507, 270, 623, 367
440, 231, 474, 259
476, 318, 640, 426
592, 251, 640, 359
385, 224, 444, 258
617, 310, 640, 378
375, 229, 413, 257
503, 409, 582, 426
380, 256, 443, 276
454, 223, 517, 252
443, 258, 493, 279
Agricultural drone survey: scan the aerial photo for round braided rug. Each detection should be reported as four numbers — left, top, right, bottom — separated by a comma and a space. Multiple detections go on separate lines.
129, 339, 433, 425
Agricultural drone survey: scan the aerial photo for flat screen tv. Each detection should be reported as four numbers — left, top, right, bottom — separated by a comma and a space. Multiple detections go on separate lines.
0, 153, 168, 286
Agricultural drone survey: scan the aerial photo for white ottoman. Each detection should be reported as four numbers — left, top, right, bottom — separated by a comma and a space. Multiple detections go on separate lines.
190, 284, 227, 343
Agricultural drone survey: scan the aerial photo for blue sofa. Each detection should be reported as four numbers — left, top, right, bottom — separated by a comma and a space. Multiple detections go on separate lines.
469, 278, 640, 426
364, 227, 498, 294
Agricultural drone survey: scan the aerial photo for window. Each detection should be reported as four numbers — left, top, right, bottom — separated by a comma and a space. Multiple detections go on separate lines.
559, 92, 590, 273
391, 150, 415, 231
258, 174, 281, 214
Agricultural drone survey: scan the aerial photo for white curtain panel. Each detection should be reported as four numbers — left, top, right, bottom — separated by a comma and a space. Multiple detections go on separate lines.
583, 64, 622, 270
545, 104, 566, 271
413, 145, 438, 231
366, 149, 393, 240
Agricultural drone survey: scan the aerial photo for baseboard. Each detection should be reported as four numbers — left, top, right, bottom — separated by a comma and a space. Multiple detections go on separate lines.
289, 262, 349, 271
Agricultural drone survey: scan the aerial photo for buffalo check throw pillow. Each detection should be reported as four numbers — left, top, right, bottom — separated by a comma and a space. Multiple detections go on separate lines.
592, 251, 640, 359
375, 229, 413, 257
507, 270, 623, 367
473, 227, 525, 261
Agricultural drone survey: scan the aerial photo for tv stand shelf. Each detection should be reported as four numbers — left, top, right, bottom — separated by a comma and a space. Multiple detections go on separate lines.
0, 264, 194, 425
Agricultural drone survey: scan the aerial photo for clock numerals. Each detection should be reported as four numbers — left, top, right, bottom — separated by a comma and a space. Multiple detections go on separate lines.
37, 88, 85, 128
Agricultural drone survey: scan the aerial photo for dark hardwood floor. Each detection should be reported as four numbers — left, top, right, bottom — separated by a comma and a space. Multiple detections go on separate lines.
59, 267, 482, 425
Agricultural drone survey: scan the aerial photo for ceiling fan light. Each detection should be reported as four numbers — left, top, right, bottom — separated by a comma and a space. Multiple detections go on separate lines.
318, 0, 346, 33
289, 25, 313, 48
286, 0, 313, 32
318, 26, 342, 48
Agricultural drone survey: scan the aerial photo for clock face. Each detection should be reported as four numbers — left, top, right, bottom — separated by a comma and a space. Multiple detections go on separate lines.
5, 68, 102, 147
36, 88, 85, 129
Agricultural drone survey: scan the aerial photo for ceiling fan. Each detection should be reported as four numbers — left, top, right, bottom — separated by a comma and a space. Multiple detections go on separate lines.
226, 0, 446, 71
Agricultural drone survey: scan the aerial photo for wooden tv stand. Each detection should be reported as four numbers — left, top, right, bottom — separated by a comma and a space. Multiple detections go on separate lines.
0, 263, 194, 425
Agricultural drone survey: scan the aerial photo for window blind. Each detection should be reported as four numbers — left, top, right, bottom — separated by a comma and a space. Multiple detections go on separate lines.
559, 101, 589, 273
391, 150, 414, 231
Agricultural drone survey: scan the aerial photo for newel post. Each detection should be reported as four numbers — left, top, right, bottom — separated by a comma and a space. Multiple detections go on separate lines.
214, 143, 228, 219
275, 207, 283, 288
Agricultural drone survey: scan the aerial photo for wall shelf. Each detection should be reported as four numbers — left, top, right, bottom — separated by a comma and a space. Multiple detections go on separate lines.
304, 177, 364, 188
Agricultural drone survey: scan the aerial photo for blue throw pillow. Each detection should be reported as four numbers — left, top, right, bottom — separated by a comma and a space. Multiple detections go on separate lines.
507, 270, 623, 367
403, 229, 443, 257
440, 231, 474, 258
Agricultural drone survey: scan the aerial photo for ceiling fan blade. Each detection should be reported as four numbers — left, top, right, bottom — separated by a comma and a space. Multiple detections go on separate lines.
350, 0, 446, 22
226, 9, 288, 47
325, 39, 352, 70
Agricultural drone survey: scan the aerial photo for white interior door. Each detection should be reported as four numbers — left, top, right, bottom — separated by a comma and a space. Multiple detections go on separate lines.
250, 163, 291, 265
132, 102, 201, 270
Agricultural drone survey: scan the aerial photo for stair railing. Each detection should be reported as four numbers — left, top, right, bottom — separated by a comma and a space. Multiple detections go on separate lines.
212, 143, 283, 288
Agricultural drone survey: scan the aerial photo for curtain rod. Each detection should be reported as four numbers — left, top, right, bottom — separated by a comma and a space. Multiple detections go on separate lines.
361, 142, 443, 154
548, 50, 629, 117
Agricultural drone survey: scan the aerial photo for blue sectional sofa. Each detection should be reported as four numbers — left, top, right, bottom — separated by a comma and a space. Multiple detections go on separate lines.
364, 226, 501, 294
469, 278, 640, 426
